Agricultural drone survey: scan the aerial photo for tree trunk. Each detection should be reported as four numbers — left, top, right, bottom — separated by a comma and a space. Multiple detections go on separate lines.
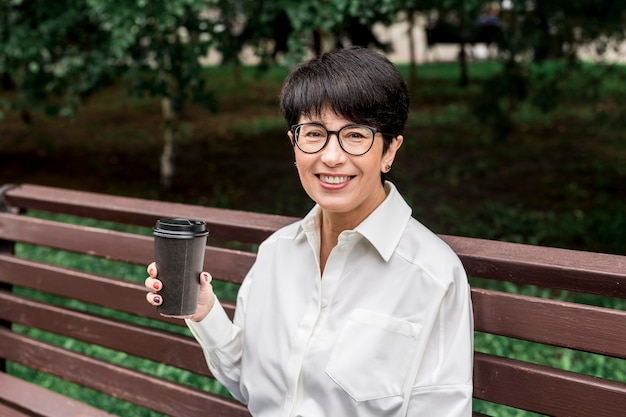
160, 97, 177, 190
459, 42, 469, 87
407, 10, 418, 96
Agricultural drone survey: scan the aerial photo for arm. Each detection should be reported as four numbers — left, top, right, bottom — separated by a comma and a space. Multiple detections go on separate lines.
145, 262, 253, 404
185, 272, 253, 404
406, 265, 474, 416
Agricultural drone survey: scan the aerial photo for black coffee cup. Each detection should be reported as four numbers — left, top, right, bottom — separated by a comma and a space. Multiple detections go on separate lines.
153, 218, 209, 317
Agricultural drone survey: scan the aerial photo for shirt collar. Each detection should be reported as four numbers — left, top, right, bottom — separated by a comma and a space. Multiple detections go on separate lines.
354, 182, 412, 261
292, 182, 412, 262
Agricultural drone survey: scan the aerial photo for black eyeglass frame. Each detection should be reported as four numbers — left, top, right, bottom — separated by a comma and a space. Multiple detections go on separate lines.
290, 123, 385, 156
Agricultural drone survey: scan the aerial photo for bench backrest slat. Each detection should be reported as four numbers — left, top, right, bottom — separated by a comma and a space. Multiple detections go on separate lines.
0, 212, 256, 283
0, 254, 238, 321
444, 235, 626, 298
4, 184, 297, 244
475, 352, 626, 417
473, 288, 626, 358
0, 291, 210, 377
0, 328, 251, 417
0, 373, 116, 417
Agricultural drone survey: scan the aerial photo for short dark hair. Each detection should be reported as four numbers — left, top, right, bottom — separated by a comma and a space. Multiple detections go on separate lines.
279, 46, 409, 153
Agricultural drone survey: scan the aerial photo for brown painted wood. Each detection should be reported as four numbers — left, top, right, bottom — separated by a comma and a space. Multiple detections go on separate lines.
2, 183, 626, 417
0, 290, 212, 377
0, 372, 115, 417
0, 402, 32, 417
3, 183, 297, 243
472, 288, 626, 358
0, 329, 252, 417
443, 234, 626, 298
474, 352, 626, 417
0, 212, 256, 284
0, 254, 237, 321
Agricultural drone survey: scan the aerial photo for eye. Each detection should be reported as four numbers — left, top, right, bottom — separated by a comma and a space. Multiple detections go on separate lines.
306, 130, 324, 138
298, 124, 326, 142
341, 126, 370, 141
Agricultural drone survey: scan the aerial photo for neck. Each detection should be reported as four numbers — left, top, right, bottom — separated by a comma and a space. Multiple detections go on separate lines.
318, 184, 388, 273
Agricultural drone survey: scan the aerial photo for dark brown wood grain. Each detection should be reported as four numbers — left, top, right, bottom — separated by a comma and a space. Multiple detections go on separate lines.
0, 291, 212, 377
443, 234, 626, 298
0, 372, 115, 417
472, 288, 626, 358
0, 329, 251, 417
2, 183, 626, 417
0, 212, 256, 283
0, 254, 237, 321
3, 183, 297, 243
474, 352, 626, 417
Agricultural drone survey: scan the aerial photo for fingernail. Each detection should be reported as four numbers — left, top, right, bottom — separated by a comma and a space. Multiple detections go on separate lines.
148, 267, 155, 276
153, 282, 161, 290
202, 273, 210, 282
153, 295, 161, 304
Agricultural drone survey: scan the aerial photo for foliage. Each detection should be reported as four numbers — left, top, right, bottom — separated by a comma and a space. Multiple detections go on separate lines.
0, 0, 118, 120
501, 0, 626, 63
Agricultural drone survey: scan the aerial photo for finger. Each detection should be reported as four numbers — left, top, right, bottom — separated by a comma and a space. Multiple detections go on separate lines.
144, 277, 163, 291
196, 272, 216, 313
147, 262, 158, 277
200, 271, 212, 284
146, 292, 162, 306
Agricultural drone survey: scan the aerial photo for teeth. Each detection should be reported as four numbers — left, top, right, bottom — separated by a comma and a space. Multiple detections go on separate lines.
320, 175, 350, 184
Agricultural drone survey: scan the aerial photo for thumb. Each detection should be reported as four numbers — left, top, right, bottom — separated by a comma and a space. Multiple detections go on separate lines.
192, 272, 216, 322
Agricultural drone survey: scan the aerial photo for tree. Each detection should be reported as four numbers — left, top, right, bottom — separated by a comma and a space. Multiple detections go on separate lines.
86, 0, 219, 189
0, 0, 117, 122
1, 0, 220, 189
501, 0, 626, 64
471, 0, 626, 139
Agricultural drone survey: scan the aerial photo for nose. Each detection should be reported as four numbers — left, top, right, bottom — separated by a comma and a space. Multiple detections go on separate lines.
320, 132, 347, 167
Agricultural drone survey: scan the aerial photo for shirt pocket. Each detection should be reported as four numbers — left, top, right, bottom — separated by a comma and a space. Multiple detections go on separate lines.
325, 309, 422, 402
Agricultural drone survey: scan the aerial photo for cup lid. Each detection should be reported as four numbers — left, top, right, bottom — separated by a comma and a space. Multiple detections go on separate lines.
153, 218, 209, 238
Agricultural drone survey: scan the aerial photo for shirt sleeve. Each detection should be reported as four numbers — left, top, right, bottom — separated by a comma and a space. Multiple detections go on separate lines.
406, 264, 474, 416
185, 269, 254, 404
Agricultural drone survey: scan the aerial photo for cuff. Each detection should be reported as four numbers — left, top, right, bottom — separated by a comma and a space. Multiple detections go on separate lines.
185, 299, 233, 348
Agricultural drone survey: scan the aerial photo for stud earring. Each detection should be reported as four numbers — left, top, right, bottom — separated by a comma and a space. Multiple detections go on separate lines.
385, 164, 392, 172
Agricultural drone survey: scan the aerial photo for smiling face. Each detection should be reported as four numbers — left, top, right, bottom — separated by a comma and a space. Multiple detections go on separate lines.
289, 108, 403, 226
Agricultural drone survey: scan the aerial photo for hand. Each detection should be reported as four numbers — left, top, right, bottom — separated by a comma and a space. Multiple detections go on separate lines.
145, 261, 216, 322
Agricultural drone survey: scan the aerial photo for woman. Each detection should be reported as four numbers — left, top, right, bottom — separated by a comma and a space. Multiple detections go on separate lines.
146, 46, 474, 416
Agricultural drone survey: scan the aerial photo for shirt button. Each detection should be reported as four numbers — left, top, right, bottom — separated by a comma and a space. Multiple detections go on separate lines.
320, 299, 328, 308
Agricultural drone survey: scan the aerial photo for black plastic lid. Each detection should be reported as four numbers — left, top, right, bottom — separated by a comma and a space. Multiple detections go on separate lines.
153, 218, 209, 239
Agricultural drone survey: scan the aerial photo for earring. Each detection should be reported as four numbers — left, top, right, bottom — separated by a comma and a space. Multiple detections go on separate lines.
385, 164, 392, 172
294, 162, 297, 167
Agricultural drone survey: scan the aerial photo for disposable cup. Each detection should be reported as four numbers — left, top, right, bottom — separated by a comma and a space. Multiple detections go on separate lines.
153, 218, 209, 317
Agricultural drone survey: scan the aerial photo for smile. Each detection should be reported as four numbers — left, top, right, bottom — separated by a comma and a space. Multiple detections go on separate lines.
318, 175, 354, 185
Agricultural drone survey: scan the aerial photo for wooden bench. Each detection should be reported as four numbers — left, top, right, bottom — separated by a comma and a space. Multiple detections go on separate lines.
1, 183, 625, 417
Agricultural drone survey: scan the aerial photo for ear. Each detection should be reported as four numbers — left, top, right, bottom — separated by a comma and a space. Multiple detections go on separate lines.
381, 135, 403, 172
287, 130, 295, 147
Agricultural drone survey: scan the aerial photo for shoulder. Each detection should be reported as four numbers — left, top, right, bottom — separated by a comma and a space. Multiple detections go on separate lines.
258, 219, 302, 250
395, 217, 466, 288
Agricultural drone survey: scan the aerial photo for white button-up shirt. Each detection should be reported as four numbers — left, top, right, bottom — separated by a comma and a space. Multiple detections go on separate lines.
187, 182, 474, 416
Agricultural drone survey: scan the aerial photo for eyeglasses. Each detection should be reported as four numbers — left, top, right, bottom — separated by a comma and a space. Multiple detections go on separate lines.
291, 123, 382, 156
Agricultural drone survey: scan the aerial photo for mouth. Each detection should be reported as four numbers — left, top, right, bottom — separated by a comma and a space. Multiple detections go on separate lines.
317, 175, 355, 185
